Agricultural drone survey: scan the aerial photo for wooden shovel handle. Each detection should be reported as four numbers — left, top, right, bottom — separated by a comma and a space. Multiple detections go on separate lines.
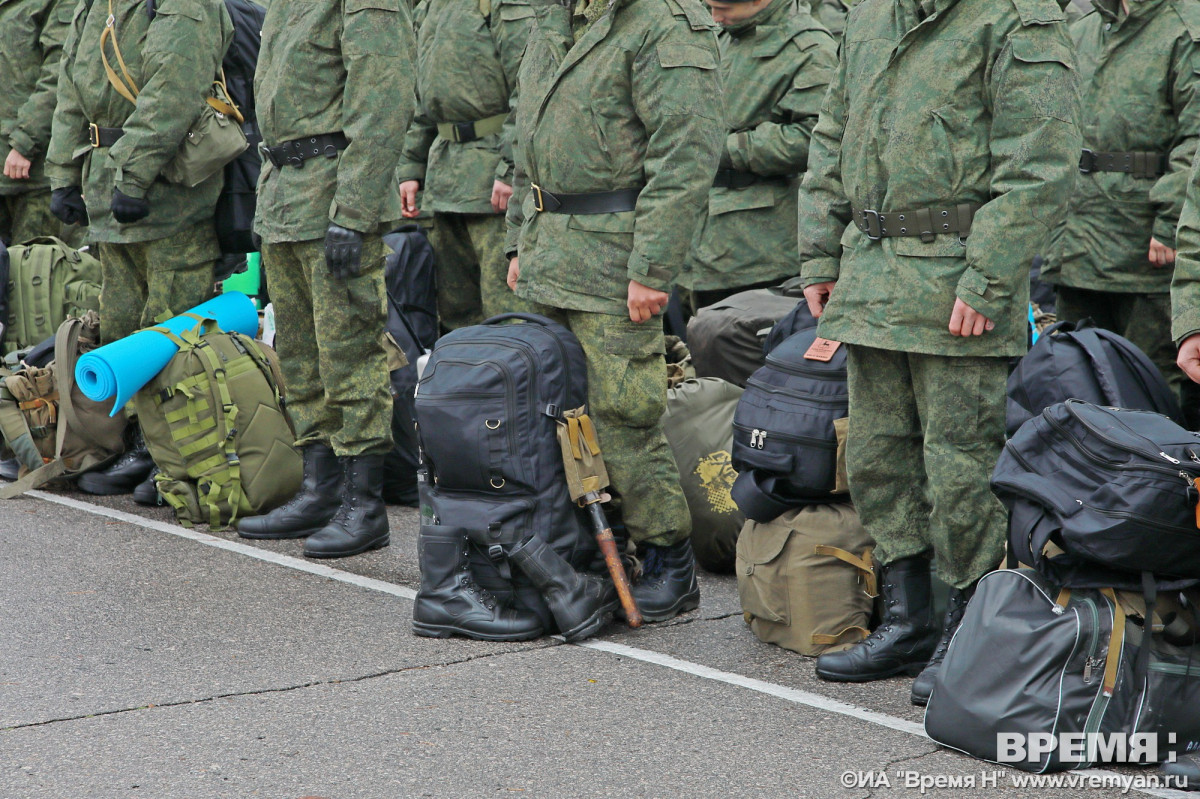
588, 504, 642, 628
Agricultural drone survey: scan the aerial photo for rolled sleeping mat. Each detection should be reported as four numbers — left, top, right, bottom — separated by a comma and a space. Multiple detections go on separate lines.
75, 291, 259, 416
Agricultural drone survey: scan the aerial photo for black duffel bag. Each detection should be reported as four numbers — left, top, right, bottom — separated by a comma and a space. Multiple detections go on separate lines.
1006, 319, 1181, 437
993, 399, 1200, 590
730, 328, 847, 521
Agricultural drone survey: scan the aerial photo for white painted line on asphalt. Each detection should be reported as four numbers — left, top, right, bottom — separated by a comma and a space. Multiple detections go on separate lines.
25, 490, 1195, 797
578, 638, 927, 737
27, 490, 419, 601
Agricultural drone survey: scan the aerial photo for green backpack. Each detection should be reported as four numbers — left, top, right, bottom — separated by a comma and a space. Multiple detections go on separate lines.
3, 238, 102, 355
134, 315, 302, 529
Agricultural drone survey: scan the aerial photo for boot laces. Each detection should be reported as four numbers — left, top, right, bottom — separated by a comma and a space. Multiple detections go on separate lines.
640, 546, 667, 583
929, 592, 971, 664
458, 552, 496, 611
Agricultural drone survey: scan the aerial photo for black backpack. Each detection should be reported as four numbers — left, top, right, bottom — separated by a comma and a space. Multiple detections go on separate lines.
730, 327, 848, 522
382, 227, 437, 506
414, 314, 597, 628
214, 0, 266, 254
1006, 319, 1182, 437
761, 298, 817, 355
993, 399, 1200, 591
687, 280, 807, 387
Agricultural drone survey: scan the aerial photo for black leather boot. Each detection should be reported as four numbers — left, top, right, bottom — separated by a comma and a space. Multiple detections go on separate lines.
238, 443, 340, 539
132, 472, 162, 506
509, 536, 616, 642
304, 454, 389, 558
76, 427, 154, 495
629, 538, 700, 622
1160, 751, 1200, 791
0, 458, 20, 481
412, 528, 543, 641
815, 555, 938, 682
910, 582, 976, 706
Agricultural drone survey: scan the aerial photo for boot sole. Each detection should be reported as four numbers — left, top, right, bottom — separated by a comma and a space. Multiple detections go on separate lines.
619, 589, 700, 624
560, 599, 620, 643
74, 478, 142, 496
910, 692, 931, 707
237, 526, 324, 540
303, 534, 390, 559
815, 661, 927, 683
411, 621, 543, 642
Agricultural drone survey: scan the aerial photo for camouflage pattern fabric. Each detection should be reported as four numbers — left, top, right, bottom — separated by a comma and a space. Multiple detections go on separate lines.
262, 237, 393, 457
1173, 146, 1200, 344
845, 344, 1007, 589
46, 0, 233, 244
504, 0, 724, 312
397, 0, 534, 213
432, 212, 538, 330
806, 0, 853, 36
96, 220, 220, 343
0, 0, 75, 199
797, 0, 1081, 358
682, 0, 836, 291
1041, 0, 1200, 295
0, 190, 85, 248
254, 0, 416, 243
527, 300, 691, 547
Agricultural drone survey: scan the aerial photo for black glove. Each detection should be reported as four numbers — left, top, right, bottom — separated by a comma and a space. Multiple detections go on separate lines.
50, 186, 89, 226
111, 188, 150, 224
324, 223, 364, 280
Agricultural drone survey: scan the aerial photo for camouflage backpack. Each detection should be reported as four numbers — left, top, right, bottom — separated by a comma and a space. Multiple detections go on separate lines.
0, 312, 129, 496
133, 316, 302, 529
2, 238, 102, 355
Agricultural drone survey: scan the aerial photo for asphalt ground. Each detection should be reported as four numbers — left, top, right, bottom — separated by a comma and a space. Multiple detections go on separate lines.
1, 486, 1194, 799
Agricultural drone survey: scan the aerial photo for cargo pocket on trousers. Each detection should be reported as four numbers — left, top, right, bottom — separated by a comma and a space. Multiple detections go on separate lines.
735, 518, 792, 625
597, 323, 667, 429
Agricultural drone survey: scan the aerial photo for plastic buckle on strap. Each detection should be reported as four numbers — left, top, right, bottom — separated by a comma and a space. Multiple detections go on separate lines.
453, 121, 475, 143
1078, 149, 1095, 174
487, 544, 505, 561
859, 209, 882, 241
89, 124, 102, 148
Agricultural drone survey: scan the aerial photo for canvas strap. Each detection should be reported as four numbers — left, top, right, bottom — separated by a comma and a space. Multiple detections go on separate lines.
814, 544, 878, 597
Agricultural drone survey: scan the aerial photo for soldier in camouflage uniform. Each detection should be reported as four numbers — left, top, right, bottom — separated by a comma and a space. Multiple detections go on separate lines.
797, 0, 1080, 702
235, 0, 416, 560
46, 0, 233, 497
681, 0, 836, 310
505, 0, 723, 622
0, 0, 83, 247
806, 0, 852, 36
1040, 0, 1200, 421
398, 0, 537, 330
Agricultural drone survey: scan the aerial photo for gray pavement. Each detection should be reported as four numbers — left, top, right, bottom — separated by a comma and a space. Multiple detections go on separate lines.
0, 488, 1190, 799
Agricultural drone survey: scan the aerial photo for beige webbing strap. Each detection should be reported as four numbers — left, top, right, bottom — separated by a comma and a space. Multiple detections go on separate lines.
813, 544, 878, 597
1100, 588, 1125, 698
101, 0, 140, 105
0, 458, 68, 498
811, 625, 871, 647
191, 340, 244, 528
1055, 587, 1072, 611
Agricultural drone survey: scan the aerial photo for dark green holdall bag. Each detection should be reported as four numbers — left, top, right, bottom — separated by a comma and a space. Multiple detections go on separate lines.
133, 316, 301, 529
1, 238, 101, 355
662, 377, 744, 573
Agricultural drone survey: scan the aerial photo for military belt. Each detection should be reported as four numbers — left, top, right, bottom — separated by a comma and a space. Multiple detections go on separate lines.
436, 113, 506, 144
261, 132, 350, 169
712, 169, 792, 190
88, 124, 124, 148
1078, 149, 1167, 179
531, 184, 641, 215
853, 203, 981, 243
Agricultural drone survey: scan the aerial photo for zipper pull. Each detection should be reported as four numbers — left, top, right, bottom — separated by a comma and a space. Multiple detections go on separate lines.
758, 431, 766, 449
1161, 451, 1182, 465
1189, 449, 1200, 463
1083, 658, 1093, 684
749, 429, 759, 448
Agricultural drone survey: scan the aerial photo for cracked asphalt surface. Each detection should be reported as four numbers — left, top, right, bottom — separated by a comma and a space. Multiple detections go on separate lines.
1, 488, 1190, 798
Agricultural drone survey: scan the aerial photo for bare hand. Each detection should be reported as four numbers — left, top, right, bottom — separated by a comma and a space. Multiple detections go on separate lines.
949, 297, 995, 337
1149, 237, 1177, 268
1179, 334, 1200, 384
803, 281, 835, 318
491, 180, 513, 214
628, 280, 668, 323
4, 149, 31, 180
399, 180, 420, 219
507, 257, 519, 292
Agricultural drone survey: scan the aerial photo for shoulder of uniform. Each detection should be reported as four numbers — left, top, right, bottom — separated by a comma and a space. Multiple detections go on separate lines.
1007, 0, 1067, 26
783, 8, 834, 43
1168, 0, 1200, 43
661, 0, 720, 32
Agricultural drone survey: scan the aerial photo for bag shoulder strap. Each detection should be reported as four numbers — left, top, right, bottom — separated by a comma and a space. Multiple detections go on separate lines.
1067, 325, 1127, 409
1087, 326, 1183, 422
101, 0, 141, 105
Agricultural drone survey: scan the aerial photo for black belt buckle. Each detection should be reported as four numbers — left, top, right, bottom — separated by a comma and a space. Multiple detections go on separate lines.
452, 121, 475, 144
1079, 149, 1095, 174
859, 209, 883, 241
532, 183, 545, 213
532, 184, 562, 213
88, 123, 101, 148
259, 142, 280, 168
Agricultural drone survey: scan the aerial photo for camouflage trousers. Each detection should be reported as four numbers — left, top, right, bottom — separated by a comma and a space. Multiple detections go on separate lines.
528, 300, 691, 547
1054, 286, 1200, 427
0, 189, 86, 248
95, 221, 219, 343
262, 236, 392, 457
845, 345, 1007, 588
433, 212, 536, 330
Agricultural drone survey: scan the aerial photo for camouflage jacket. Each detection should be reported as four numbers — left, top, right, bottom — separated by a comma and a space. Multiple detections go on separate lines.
254, 0, 416, 243
45, 0, 233, 243
682, 0, 835, 290
397, 0, 535, 215
807, 0, 853, 35
505, 0, 724, 313
1171, 142, 1200, 343
0, 0, 74, 196
1041, 0, 1200, 295
797, 0, 1081, 358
